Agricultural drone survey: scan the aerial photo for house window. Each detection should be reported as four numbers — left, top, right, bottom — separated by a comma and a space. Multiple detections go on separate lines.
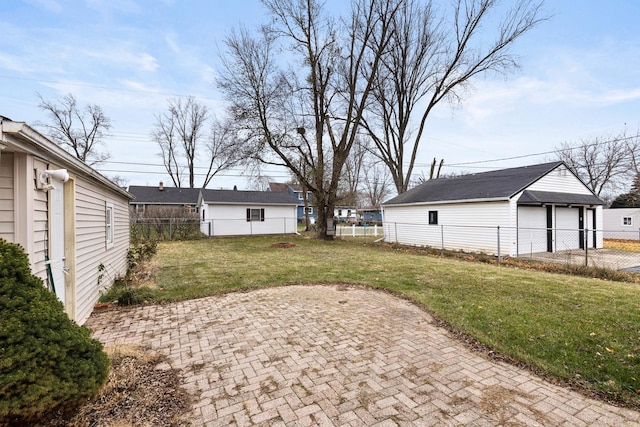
135, 204, 145, 213
106, 203, 114, 249
428, 210, 438, 225
305, 207, 314, 214
297, 192, 303, 200
623, 217, 632, 226
246, 208, 265, 222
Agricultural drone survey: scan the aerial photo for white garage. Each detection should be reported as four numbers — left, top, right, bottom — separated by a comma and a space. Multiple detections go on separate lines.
198, 189, 298, 237
383, 162, 604, 257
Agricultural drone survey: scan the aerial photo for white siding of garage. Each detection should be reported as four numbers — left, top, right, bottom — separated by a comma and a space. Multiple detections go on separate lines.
74, 177, 130, 324
0, 152, 14, 241
383, 201, 511, 255
528, 164, 593, 194
202, 204, 297, 236
517, 206, 548, 255
555, 207, 580, 251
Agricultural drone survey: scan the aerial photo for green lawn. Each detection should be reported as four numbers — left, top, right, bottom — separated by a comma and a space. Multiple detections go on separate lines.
126, 235, 640, 409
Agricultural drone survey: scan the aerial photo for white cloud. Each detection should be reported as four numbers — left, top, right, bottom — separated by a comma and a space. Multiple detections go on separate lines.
82, 47, 159, 73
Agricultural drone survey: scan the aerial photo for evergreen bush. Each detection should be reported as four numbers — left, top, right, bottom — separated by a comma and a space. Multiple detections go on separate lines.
0, 239, 109, 423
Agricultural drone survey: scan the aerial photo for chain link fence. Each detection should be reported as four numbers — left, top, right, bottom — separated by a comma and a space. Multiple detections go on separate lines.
383, 222, 640, 271
130, 218, 201, 241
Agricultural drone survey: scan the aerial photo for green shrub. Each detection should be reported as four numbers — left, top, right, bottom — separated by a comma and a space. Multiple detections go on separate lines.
127, 240, 158, 268
0, 239, 109, 423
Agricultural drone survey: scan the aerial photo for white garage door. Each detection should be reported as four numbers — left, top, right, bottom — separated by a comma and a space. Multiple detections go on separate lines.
518, 206, 548, 255
556, 207, 580, 251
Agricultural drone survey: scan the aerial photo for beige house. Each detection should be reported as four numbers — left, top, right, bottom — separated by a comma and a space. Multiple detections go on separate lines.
0, 116, 132, 324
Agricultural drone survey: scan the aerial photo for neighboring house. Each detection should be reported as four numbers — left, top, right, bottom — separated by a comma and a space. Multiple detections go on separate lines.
199, 189, 298, 236
359, 206, 383, 225
268, 182, 316, 223
0, 116, 132, 324
603, 208, 640, 240
382, 162, 604, 256
128, 183, 201, 215
334, 206, 358, 223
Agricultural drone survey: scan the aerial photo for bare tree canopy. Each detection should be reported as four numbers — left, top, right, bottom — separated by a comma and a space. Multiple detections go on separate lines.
37, 93, 111, 165
362, 0, 546, 194
153, 96, 244, 188
362, 162, 394, 207
218, 0, 402, 239
555, 133, 634, 198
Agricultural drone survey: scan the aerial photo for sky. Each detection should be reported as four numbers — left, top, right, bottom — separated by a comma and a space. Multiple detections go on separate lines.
1, 0, 639, 194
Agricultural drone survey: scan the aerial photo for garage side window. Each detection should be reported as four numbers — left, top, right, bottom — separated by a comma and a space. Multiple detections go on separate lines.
623, 217, 632, 226
428, 210, 438, 225
246, 208, 265, 222
106, 202, 114, 249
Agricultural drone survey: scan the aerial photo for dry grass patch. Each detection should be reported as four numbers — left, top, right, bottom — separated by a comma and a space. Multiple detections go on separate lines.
604, 238, 640, 253
47, 345, 192, 427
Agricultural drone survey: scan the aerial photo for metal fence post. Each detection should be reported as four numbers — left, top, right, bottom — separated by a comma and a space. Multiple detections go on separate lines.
497, 226, 501, 263
441, 224, 444, 256
394, 222, 398, 244
585, 227, 589, 266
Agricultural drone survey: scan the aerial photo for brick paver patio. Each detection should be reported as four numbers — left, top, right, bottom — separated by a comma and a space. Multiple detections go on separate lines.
86, 285, 640, 426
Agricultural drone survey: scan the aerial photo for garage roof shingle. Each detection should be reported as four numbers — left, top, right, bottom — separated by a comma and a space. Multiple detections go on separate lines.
383, 162, 601, 206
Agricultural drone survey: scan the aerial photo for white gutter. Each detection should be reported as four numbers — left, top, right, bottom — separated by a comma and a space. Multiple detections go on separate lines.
383, 196, 510, 208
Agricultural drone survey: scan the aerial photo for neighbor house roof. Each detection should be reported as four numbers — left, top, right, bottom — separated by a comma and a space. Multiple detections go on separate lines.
268, 182, 289, 192
200, 189, 299, 205
128, 185, 201, 205
268, 182, 304, 192
383, 161, 602, 206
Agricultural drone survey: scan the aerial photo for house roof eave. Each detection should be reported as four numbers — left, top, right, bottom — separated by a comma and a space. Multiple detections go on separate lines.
383, 197, 510, 207
2, 120, 133, 200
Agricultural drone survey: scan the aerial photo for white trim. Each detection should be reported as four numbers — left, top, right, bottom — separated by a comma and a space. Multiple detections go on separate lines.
384, 197, 509, 208
105, 202, 114, 249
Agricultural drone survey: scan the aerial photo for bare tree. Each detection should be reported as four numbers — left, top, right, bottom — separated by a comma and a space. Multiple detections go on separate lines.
154, 97, 208, 188
555, 134, 631, 197
218, 0, 401, 239
202, 116, 247, 188
153, 97, 244, 188
362, 162, 393, 207
37, 93, 111, 165
340, 137, 370, 207
362, 0, 546, 193
108, 175, 129, 188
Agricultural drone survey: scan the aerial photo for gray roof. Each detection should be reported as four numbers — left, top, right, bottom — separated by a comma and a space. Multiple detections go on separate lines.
518, 190, 603, 206
384, 162, 601, 206
128, 186, 201, 205
200, 189, 299, 205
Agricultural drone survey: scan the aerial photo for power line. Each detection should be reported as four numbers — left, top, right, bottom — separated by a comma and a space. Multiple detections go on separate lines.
97, 168, 291, 178
442, 133, 639, 168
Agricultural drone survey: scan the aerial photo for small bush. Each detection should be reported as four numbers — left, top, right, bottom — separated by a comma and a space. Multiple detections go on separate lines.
0, 239, 109, 423
127, 240, 158, 268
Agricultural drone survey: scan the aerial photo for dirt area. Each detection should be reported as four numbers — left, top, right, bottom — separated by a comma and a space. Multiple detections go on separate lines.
46, 345, 193, 427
